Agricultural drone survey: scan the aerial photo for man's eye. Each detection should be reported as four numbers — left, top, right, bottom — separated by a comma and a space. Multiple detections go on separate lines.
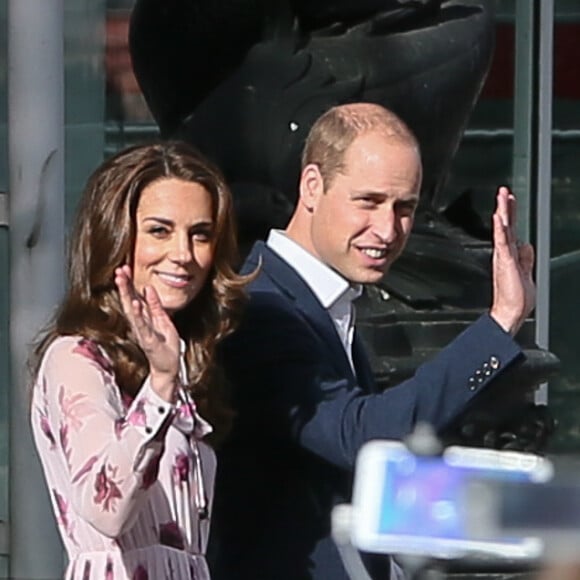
397, 204, 417, 217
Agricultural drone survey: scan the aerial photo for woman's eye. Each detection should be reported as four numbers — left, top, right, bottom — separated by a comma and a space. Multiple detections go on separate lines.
192, 230, 213, 242
149, 226, 169, 237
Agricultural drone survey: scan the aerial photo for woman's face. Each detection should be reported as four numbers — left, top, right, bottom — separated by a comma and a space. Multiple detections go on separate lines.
132, 177, 215, 315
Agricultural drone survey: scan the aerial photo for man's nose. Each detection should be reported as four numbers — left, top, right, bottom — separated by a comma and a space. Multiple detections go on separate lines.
372, 207, 398, 244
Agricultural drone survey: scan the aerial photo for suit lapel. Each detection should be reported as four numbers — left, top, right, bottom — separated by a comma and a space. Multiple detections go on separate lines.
352, 329, 376, 393
247, 242, 355, 380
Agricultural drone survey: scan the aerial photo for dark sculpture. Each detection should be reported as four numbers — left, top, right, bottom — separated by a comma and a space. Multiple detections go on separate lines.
129, 0, 559, 452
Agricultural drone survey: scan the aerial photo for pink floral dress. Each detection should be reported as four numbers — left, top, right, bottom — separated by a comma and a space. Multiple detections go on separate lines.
31, 336, 216, 580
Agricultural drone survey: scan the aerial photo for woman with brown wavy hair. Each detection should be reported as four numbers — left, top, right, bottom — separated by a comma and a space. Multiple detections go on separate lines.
30, 141, 247, 580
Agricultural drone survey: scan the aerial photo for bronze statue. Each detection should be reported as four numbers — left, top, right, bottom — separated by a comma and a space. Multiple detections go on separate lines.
129, 0, 558, 451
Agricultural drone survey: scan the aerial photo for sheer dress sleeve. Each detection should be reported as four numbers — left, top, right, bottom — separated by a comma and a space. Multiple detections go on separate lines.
32, 336, 176, 537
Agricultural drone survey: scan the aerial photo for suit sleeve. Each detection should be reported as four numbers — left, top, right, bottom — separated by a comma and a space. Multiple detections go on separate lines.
220, 291, 523, 471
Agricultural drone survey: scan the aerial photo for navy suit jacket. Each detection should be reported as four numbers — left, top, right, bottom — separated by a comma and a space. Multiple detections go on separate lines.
208, 241, 523, 580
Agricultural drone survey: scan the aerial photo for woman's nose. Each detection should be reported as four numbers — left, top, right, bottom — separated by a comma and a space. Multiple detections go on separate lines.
169, 234, 193, 264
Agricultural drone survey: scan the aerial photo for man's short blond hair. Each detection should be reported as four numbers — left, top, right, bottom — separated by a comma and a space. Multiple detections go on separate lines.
301, 103, 420, 189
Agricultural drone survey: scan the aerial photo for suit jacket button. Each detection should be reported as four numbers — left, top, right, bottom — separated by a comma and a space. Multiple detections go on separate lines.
490, 356, 500, 369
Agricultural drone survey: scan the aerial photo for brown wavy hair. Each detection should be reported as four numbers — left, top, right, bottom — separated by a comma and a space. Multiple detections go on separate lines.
31, 141, 249, 443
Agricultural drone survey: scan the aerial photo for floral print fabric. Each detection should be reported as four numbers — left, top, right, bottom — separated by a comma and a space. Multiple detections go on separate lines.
31, 336, 216, 580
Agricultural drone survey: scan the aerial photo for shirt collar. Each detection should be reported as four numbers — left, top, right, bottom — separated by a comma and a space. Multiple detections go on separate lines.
266, 229, 362, 309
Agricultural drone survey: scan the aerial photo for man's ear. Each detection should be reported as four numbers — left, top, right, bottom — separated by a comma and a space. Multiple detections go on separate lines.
298, 164, 324, 212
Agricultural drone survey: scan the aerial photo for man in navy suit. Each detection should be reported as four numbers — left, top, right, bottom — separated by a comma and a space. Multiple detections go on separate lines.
209, 103, 535, 579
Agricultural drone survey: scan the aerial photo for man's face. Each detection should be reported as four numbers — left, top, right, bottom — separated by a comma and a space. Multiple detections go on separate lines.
307, 131, 422, 284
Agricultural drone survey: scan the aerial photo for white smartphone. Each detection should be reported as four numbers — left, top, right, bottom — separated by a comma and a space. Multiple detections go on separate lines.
351, 440, 553, 560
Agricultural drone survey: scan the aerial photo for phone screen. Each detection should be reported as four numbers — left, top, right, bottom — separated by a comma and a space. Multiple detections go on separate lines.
377, 454, 533, 540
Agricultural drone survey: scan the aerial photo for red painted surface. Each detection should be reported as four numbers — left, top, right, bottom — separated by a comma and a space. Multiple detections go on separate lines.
106, 12, 140, 96
482, 22, 580, 99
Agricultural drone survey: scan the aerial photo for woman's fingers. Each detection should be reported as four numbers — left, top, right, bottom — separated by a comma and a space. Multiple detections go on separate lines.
115, 266, 137, 320
137, 286, 180, 377
144, 286, 179, 342
115, 266, 179, 376
130, 294, 153, 337
116, 265, 153, 339
143, 285, 165, 318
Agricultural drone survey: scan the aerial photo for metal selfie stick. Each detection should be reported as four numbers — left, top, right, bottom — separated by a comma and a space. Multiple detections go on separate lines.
332, 423, 446, 580
398, 423, 447, 580
397, 423, 443, 580
332, 504, 374, 580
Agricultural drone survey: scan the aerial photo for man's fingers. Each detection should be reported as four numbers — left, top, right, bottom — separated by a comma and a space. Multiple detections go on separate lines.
492, 212, 509, 250
496, 186, 510, 228
506, 188, 518, 244
495, 186, 520, 248
507, 189, 517, 236
518, 243, 535, 277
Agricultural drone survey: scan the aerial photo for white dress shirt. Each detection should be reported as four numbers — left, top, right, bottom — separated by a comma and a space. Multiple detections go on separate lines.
267, 230, 362, 371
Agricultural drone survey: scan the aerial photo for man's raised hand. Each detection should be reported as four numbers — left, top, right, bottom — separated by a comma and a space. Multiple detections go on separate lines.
489, 186, 536, 336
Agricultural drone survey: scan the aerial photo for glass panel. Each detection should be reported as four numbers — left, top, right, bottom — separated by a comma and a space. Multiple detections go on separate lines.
0, 229, 7, 537
0, 0, 106, 575
546, 0, 580, 452
105, 0, 156, 156
449, 0, 580, 454
0, 3, 9, 575
65, 1, 107, 220
444, 1, 580, 454
443, 3, 515, 221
